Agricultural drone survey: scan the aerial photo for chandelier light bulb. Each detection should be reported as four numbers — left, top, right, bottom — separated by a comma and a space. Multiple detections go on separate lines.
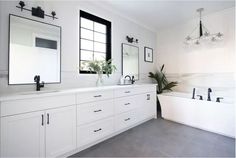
186, 36, 191, 41
211, 37, 216, 41
204, 32, 209, 37
217, 32, 223, 38
195, 40, 200, 45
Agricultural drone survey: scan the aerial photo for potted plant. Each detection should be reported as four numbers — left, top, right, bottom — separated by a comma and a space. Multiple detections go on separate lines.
85, 59, 116, 86
148, 64, 178, 117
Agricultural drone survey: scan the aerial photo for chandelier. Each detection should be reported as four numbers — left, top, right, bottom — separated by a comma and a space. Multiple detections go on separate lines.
185, 8, 223, 45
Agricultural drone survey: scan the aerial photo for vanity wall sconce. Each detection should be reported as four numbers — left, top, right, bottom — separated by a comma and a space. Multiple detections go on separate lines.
126, 36, 138, 43
16, 1, 58, 20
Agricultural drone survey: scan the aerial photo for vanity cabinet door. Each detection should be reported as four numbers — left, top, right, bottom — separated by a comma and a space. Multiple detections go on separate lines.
137, 92, 156, 121
45, 105, 76, 157
1, 111, 45, 157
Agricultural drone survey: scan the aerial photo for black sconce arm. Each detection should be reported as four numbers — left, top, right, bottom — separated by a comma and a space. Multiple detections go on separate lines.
16, 1, 58, 20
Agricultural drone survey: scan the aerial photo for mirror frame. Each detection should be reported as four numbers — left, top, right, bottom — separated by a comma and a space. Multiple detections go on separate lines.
121, 43, 139, 80
8, 14, 62, 85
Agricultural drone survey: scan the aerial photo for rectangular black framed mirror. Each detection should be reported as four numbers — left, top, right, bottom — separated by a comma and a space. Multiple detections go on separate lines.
8, 14, 61, 85
121, 43, 139, 80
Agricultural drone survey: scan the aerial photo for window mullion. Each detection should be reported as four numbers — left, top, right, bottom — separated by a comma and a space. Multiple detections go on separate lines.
79, 10, 111, 73
93, 22, 95, 61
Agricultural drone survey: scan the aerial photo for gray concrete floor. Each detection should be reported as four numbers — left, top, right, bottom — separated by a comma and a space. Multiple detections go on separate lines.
71, 118, 235, 157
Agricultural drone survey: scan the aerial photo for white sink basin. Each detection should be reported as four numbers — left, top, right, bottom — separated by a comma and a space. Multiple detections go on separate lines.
20, 90, 60, 95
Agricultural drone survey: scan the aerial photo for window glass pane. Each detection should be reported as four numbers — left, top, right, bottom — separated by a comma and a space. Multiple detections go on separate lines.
81, 39, 93, 51
79, 11, 111, 73
94, 32, 106, 43
94, 22, 106, 33
81, 28, 93, 40
80, 61, 90, 71
94, 53, 106, 61
94, 42, 106, 52
81, 50, 93, 61
81, 17, 93, 30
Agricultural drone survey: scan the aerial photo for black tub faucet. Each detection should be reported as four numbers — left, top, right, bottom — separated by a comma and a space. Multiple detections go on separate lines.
34, 75, 44, 91
197, 95, 203, 100
216, 97, 223, 103
192, 88, 196, 99
207, 88, 212, 101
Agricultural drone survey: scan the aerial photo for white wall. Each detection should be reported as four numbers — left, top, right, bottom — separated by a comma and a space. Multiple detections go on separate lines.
0, 1, 157, 94
156, 7, 235, 103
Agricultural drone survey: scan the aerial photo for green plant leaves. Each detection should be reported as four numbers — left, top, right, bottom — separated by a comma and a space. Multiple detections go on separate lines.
148, 64, 177, 94
160, 64, 165, 72
86, 59, 116, 77
162, 82, 178, 91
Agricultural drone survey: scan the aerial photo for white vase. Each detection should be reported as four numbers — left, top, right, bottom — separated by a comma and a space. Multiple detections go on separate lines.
96, 73, 103, 86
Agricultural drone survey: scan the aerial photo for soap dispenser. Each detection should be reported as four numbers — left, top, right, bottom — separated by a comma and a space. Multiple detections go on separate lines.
120, 75, 124, 85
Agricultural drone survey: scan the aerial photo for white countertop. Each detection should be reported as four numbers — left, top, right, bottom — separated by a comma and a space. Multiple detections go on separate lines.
0, 84, 157, 101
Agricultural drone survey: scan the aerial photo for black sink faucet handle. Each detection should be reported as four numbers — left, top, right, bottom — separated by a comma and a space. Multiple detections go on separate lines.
41, 81, 45, 87
131, 76, 135, 84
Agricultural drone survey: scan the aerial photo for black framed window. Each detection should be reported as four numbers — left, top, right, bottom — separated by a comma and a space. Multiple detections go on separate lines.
79, 10, 111, 73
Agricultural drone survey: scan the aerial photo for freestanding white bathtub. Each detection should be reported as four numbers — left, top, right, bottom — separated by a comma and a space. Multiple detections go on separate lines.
158, 92, 235, 138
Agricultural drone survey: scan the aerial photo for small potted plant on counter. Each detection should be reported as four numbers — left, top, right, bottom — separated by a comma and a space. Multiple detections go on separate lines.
148, 64, 178, 117
85, 59, 116, 86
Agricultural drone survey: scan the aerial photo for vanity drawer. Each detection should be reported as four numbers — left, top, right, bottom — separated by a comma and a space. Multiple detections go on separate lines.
115, 110, 137, 131
114, 87, 139, 98
114, 96, 139, 114
76, 90, 113, 104
77, 100, 114, 125
77, 117, 114, 147
114, 86, 156, 98
1, 94, 76, 117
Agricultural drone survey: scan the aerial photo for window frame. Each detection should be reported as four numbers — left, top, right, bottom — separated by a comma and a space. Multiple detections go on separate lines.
79, 10, 112, 74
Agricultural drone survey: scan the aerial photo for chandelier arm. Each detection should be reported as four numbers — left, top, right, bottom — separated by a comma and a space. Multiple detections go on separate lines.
201, 24, 210, 33
188, 32, 221, 41
187, 25, 199, 37
186, 36, 201, 41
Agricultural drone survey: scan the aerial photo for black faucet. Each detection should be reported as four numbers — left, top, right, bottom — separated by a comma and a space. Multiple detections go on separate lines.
124, 75, 135, 84
207, 88, 212, 101
192, 88, 196, 99
216, 97, 223, 103
34, 75, 44, 91
197, 95, 203, 100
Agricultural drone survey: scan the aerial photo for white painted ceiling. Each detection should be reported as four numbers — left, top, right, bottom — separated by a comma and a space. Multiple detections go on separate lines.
94, 0, 235, 31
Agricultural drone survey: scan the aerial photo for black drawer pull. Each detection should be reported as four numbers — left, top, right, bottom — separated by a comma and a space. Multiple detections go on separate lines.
125, 91, 130, 93
47, 113, 49, 124
124, 103, 130, 105
41, 114, 44, 126
94, 95, 102, 98
94, 128, 102, 132
124, 118, 131, 121
94, 109, 102, 113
